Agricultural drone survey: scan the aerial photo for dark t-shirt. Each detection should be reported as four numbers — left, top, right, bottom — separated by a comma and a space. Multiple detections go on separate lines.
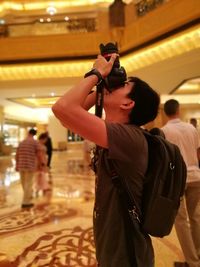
93, 123, 153, 267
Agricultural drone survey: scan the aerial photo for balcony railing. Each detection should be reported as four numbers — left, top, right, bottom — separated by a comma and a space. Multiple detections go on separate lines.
0, 17, 97, 38
0, 0, 199, 62
135, 0, 166, 17
0, 0, 171, 38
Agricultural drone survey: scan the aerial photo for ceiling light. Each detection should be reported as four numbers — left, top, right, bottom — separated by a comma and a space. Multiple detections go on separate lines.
39, 18, 44, 23
46, 6, 57, 15
49, 100, 56, 104
64, 16, 69, 21
179, 84, 200, 91
0, 19, 5, 24
47, 18, 51, 22
161, 94, 200, 104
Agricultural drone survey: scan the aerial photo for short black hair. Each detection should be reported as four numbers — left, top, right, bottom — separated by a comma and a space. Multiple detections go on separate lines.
38, 133, 48, 140
164, 99, 179, 116
190, 118, 197, 127
127, 77, 160, 126
29, 128, 37, 136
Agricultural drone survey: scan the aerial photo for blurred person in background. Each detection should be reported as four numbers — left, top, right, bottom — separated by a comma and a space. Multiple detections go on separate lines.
15, 128, 42, 209
35, 133, 51, 197
162, 100, 200, 267
44, 131, 53, 168
190, 118, 200, 167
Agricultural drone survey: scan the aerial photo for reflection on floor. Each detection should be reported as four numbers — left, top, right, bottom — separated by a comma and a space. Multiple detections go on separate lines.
0, 149, 184, 267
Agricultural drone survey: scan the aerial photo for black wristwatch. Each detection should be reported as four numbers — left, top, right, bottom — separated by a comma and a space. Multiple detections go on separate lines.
84, 69, 103, 85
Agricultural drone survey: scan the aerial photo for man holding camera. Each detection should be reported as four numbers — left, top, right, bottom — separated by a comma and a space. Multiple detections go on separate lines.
52, 44, 160, 267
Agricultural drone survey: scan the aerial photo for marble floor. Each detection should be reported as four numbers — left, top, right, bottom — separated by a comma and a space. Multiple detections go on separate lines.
0, 148, 185, 267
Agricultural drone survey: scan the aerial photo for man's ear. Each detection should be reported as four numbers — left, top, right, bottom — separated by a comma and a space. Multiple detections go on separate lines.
120, 100, 135, 110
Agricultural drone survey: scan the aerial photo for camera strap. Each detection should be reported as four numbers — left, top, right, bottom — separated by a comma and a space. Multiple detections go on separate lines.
95, 82, 104, 118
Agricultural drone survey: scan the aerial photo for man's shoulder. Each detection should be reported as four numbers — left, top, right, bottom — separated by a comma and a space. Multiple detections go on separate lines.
25, 138, 38, 144
162, 119, 192, 129
19, 138, 39, 147
107, 122, 142, 132
107, 122, 144, 141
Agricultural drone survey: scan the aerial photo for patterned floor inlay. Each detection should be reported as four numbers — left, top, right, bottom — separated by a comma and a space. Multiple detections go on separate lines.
0, 203, 77, 236
0, 150, 185, 267
9, 226, 96, 267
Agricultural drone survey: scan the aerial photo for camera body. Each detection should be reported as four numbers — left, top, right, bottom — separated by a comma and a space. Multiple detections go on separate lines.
99, 42, 127, 92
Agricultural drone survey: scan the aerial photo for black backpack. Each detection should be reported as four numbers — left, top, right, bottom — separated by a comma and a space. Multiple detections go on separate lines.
110, 128, 187, 238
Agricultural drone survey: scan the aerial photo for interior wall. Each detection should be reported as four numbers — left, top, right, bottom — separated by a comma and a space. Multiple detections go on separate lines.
181, 105, 200, 123
48, 114, 67, 150
0, 106, 4, 133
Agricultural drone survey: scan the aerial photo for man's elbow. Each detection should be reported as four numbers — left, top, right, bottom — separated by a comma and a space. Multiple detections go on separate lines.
52, 102, 71, 127
52, 102, 65, 120
51, 103, 58, 117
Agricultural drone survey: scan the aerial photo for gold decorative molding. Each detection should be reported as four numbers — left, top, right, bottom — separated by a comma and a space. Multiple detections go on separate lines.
122, 25, 200, 72
0, 1, 113, 14
0, 25, 199, 82
7, 96, 59, 108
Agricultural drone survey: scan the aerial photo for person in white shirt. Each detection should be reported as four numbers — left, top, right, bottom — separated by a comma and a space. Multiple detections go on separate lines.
162, 99, 200, 267
190, 118, 200, 167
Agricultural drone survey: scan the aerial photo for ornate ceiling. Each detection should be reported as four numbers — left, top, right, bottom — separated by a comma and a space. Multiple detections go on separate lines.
0, 0, 199, 121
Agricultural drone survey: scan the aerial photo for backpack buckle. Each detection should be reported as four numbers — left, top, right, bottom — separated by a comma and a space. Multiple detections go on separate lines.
128, 206, 140, 223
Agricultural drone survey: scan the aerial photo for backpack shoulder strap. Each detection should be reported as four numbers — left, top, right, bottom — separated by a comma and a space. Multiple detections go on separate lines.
108, 159, 141, 223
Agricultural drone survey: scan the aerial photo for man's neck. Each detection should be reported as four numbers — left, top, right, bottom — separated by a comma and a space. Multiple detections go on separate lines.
105, 112, 129, 124
167, 114, 180, 121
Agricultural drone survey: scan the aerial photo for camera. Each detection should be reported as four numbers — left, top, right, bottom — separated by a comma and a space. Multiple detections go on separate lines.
99, 42, 127, 91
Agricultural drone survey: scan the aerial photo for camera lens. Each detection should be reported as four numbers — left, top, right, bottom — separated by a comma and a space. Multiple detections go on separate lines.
99, 42, 127, 90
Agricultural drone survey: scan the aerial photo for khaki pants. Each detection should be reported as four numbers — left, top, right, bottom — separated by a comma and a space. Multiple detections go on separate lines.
175, 182, 200, 267
20, 170, 35, 205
